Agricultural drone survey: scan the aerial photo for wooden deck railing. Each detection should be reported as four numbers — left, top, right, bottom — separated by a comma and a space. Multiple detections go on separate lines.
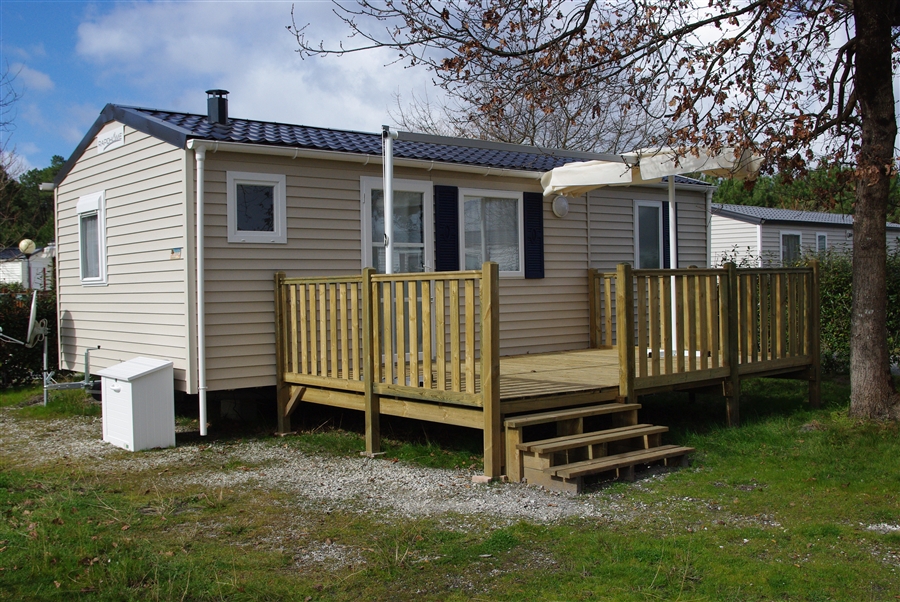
275, 262, 501, 475
590, 262, 820, 418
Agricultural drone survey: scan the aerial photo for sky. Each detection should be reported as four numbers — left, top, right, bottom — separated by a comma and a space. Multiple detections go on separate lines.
0, 0, 443, 174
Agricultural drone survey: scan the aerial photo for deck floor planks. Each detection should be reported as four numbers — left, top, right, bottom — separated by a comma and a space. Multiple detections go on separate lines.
286, 346, 812, 405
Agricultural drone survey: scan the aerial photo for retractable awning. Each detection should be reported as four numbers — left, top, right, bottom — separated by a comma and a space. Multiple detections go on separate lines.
540, 147, 761, 197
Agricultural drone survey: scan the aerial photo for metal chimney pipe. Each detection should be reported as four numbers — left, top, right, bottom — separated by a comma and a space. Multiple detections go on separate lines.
206, 89, 229, 125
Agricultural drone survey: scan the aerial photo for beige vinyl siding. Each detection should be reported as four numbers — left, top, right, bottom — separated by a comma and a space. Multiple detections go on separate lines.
200, 153, 366, 390
675, 195, 709, 267
200, 155, 593, 390
710, 215, 759, 266
760, 224, 853, 265
56, 123, 190, 388
588, 187, 710, 269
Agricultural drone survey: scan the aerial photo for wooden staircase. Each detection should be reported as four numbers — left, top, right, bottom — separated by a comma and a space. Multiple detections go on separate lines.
504, 403, 693, 493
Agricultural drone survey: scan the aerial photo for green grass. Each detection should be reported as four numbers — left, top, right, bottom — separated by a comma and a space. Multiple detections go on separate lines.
2, 376, 899, 600
0, 385, 99, 418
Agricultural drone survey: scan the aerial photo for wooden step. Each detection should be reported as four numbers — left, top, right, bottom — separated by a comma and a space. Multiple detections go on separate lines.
504, 403, 641, 429
518, 424, 668, 454
551, 445, 694, 479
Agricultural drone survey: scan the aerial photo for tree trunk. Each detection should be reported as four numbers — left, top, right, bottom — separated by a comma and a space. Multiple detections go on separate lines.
849, 0, 899, 419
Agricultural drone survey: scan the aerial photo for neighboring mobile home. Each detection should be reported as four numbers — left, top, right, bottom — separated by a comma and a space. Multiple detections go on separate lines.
710, 203, 900, 266
0, 244, 55, 290
52, 92, 714, 397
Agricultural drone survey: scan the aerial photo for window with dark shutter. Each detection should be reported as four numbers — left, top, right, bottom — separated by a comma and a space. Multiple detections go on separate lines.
523, 191, 544, 278
433, 185, 459, 271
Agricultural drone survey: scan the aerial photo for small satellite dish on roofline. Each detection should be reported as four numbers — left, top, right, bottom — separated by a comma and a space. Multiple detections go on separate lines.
25, 291, 47, 349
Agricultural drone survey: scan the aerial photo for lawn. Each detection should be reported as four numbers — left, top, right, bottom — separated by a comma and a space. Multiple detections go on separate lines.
0, 377, 898, 601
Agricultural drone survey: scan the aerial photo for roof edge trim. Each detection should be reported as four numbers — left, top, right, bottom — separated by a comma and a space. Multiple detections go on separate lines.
397, 130, 622, 163
185, 139, 545, 180
54, 105, 193, 186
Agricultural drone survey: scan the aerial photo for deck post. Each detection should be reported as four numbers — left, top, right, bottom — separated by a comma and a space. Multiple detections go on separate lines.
274, 271, 292, 434
722, 263, 741, 426
808, 259, 822, 408
616, 263, 636, 404
362, 267, 381, 453
481, 262, 502, 477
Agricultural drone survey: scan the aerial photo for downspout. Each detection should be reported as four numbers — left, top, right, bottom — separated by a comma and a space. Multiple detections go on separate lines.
668, 178, 678, 343
194, 145, 208, 436
668, 177, 678, 269
705, 188, 714, 267
756, 223, 763, 267
382, 126, 398, 274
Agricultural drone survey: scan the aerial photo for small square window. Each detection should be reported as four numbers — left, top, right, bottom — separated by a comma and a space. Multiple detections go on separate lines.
227, 172, 286, 244
76, 191, 107, 286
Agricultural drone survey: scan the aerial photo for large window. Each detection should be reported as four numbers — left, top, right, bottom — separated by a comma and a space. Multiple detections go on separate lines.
635, 200, 663, 269
781, 231, 802, 263
76, 191, 107, 286
361, 177, 433, 273
226, 172, 286, 244
459, 189, 523, 276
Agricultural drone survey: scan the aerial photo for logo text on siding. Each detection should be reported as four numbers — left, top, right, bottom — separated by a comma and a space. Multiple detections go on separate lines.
96, 125, 125, 154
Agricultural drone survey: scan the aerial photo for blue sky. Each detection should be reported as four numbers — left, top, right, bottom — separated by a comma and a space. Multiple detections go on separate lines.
1, 1, 439, 174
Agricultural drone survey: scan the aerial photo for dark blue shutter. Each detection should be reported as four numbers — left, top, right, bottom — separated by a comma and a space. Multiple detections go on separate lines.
523, 192, 544, 279
434, 185, 459, 271
662, 201, 670, 269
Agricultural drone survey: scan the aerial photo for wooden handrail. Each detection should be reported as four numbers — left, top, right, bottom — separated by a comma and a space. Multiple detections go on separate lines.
599, 263, 818, 409
275, 263, 500, 460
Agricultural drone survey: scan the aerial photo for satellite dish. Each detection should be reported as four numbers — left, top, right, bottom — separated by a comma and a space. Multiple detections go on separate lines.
25, 291, 46, 349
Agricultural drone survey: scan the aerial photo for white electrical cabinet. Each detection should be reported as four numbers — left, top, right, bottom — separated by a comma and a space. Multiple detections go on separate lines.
97, 357, 175, 452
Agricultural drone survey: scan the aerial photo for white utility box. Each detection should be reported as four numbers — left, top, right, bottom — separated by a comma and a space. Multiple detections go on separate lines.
97, 357, 175, 452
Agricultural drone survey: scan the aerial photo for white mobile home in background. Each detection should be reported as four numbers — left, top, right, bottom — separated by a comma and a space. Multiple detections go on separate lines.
0, 244, 55, 290
710, 203, 900, 266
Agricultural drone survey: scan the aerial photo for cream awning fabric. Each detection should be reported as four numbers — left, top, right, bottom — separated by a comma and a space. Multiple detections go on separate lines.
622, 147, 762, 181
541, 147, 762, 197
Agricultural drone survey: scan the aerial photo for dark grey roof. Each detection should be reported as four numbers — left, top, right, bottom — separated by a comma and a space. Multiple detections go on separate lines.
0, 248, 22, 261
712, 203, 900, 230
56, 104, 627, 186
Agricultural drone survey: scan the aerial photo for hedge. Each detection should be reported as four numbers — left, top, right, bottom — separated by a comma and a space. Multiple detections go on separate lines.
0, 285, 58, 387
806, 247, 900, 374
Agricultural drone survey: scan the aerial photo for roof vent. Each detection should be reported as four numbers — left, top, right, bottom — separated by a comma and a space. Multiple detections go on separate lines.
206, 89, 229, 125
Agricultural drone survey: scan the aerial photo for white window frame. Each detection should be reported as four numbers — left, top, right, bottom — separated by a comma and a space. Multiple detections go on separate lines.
226, 171, 287, 244
458, 188, 525, 278
816, 232, 827, 253
780, 230, 802, 263
76, 191, 107, 286
634, 200, 664, 269
360, 177, 434, 272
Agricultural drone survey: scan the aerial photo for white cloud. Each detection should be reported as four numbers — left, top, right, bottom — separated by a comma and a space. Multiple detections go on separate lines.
19, 141, 40, 156
12, 64, 54, 92
75, 1, 444, 132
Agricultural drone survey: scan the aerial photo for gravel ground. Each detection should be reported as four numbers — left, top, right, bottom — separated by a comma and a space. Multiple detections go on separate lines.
0, 406, 673, 527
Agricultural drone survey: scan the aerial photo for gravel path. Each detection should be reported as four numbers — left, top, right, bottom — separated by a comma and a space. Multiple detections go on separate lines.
0, 406, 668, 527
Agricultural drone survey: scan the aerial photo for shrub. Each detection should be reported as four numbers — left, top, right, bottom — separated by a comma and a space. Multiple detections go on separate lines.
0, 284, 58, 387
715, 244, 899, 374
803, 246, 900, 374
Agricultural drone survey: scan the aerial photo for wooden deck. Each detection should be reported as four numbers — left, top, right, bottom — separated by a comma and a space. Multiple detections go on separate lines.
499, 349, 621, 413
273, 261, 821, 482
